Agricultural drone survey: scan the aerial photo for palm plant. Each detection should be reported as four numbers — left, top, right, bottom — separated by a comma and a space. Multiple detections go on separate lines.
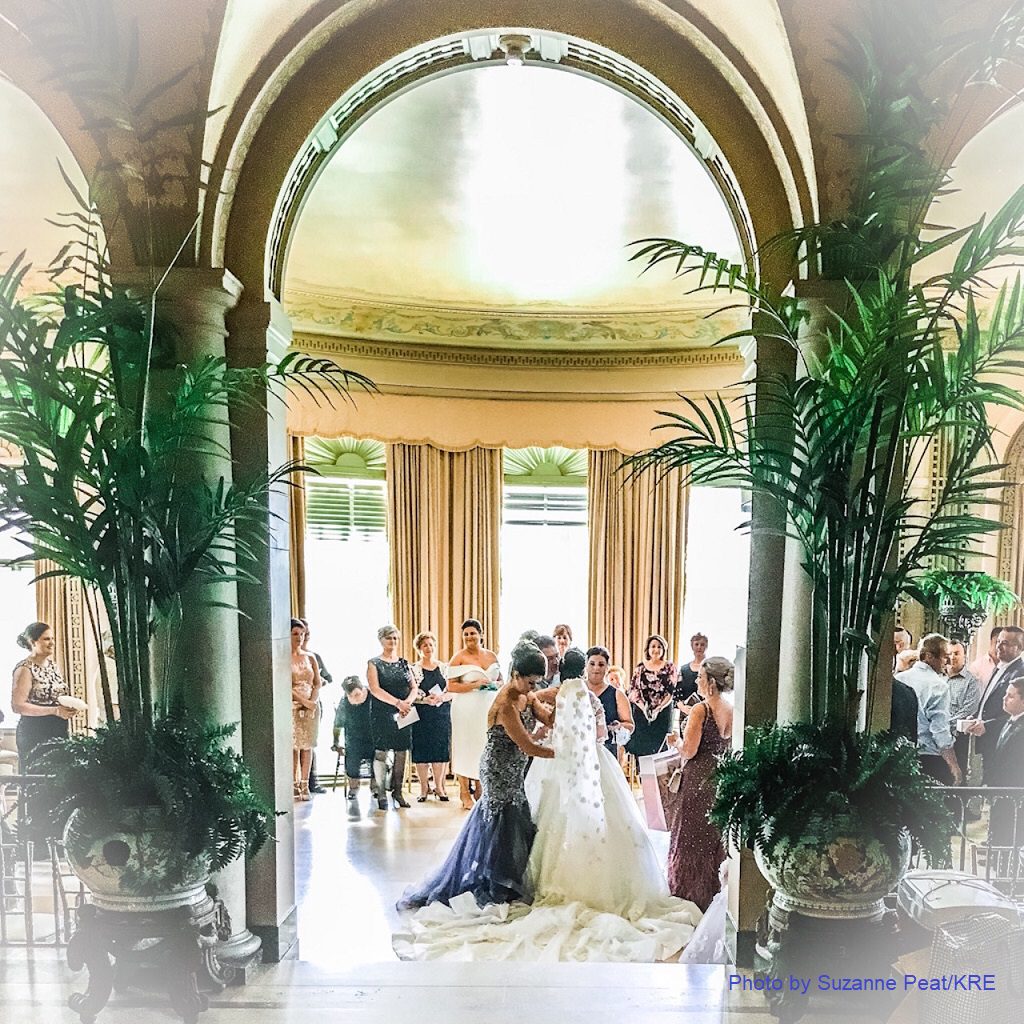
917, 568, 1020, 617
0, 248, 370, 733
629, 0, 1024, 732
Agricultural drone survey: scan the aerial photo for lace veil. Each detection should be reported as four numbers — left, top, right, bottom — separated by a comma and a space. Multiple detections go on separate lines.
553, 676, 607, 845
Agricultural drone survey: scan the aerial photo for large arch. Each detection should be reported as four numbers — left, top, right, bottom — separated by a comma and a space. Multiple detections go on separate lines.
207, 0, 815, 299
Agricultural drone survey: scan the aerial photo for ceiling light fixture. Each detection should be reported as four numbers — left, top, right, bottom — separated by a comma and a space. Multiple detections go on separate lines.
498, 33, 532, 67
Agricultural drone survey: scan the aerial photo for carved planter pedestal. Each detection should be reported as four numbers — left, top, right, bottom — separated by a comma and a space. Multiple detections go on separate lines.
66, 887, 249, 1023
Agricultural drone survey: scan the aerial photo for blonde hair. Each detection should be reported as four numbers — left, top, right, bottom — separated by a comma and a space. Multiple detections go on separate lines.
607, 664, 627, 688
414, 630, 436, 651
702, 656, 735, 693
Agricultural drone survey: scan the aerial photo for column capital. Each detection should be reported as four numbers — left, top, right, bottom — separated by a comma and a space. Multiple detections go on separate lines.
112, 266, 243, 340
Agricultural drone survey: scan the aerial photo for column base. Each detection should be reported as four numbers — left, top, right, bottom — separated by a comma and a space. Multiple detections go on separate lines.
216, 928, 263, 983
249, 908, 298, 963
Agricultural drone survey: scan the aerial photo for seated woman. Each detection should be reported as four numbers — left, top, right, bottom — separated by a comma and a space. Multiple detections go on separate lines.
447, 618, 503, 809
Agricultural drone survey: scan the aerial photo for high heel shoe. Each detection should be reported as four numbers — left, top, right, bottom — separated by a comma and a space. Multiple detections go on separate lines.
416, 794, 429, 803
298, 782, 311, 802
293, 782, 302, 800
392, 792, 411, 809
437, 794, 450, 802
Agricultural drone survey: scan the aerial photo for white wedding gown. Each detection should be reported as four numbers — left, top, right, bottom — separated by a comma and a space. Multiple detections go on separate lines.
394, 676, 702, 962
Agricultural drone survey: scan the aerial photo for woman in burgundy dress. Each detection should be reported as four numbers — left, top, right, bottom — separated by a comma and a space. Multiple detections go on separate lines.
666, 656, 734, 912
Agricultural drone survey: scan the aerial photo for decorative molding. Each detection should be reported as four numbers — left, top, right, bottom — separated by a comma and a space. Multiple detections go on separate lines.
999, 422, 1024, 590
293, 331, 746, 370
284, 290, 747, 350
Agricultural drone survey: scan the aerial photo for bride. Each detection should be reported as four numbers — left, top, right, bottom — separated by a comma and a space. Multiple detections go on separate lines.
394, 646, 702, 962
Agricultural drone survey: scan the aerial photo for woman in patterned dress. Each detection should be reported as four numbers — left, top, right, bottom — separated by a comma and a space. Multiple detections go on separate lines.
11, 621, 79, 769
291, 618, 322, 801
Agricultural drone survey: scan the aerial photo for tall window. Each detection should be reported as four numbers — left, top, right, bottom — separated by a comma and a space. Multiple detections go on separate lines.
499, 448, 588, 657
302, 438, 390, 685
680, 487, 750, 662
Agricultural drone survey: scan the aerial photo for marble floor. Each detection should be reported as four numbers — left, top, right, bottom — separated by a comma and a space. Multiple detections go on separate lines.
0, 787, 921, 1023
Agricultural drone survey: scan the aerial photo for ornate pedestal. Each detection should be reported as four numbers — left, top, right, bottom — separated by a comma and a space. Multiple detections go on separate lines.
755, 901, 904, 1023
66, 889, 252, 1023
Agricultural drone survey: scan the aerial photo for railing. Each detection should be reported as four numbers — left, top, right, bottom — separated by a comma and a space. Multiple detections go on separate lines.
0, 773, 85, 946
919, 786, 1024, 899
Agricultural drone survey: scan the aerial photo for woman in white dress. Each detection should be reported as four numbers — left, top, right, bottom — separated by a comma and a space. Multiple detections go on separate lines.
447, 618, 502, 809
395, 647, 702, 962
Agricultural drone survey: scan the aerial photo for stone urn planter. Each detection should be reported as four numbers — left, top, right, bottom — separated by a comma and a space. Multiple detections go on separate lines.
754, 813, 911, 920
937, 597, 987, 646
63, 806, 210, 912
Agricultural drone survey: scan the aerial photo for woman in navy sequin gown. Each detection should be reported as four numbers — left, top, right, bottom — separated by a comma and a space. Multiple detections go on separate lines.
399, 644, 554, 909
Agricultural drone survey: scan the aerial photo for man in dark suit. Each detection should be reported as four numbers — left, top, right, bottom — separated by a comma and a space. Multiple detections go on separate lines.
966, 626, 1024, 783
890, 677, 919, 747
980, 677, 1024, 844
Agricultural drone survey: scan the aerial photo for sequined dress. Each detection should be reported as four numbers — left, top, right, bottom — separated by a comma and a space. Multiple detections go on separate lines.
667, 704, 731, 912
399, 704, 537, 908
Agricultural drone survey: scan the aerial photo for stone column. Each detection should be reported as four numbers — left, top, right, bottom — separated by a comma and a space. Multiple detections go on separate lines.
225, 297, 298, 962
728, 325, 796, 965
146, 267, 261, 968
775, 283, 845, 724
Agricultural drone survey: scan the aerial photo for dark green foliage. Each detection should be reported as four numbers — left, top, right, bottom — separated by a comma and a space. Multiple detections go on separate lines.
0, 250, 372, 732
915, 569, 1020, 616
25, 712, 275, 889
628, 3, 1024, 729
710, 722, 955, 867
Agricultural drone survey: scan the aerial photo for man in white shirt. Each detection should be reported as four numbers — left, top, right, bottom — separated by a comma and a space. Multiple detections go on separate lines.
965, 626, 1024, 783
895, 633, 961, 785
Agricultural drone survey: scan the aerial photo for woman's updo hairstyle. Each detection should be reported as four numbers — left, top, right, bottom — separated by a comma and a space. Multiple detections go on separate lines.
17, 621, 49, 651
559, 646, 587, 680
702, 656, 735, 693
377, 624, 399, 643
510, 640, 545, 679
290, 618, 305, 631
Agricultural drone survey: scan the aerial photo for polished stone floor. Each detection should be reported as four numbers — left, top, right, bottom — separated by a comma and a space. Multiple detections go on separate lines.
0, 788, 922, 1022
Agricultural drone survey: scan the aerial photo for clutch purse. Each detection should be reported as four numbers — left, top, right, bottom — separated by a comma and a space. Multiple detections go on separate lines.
57, 695, 89, 713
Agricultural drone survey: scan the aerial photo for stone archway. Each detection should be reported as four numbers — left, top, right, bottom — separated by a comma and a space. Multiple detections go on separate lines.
209, 2, 813, 961
206, 0, 815, 302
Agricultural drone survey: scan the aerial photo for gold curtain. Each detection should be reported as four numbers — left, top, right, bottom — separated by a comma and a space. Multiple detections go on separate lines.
289, 433, 307, 619
386, 443, 502, 660
587, 450, 688, 669
35, 562, 92, 733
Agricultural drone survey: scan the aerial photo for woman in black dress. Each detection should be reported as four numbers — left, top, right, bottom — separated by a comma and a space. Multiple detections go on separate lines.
624, 633, 676, 757
674, 632, 708, 703
410, 630, 452, 801
366, 625, 422, 810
